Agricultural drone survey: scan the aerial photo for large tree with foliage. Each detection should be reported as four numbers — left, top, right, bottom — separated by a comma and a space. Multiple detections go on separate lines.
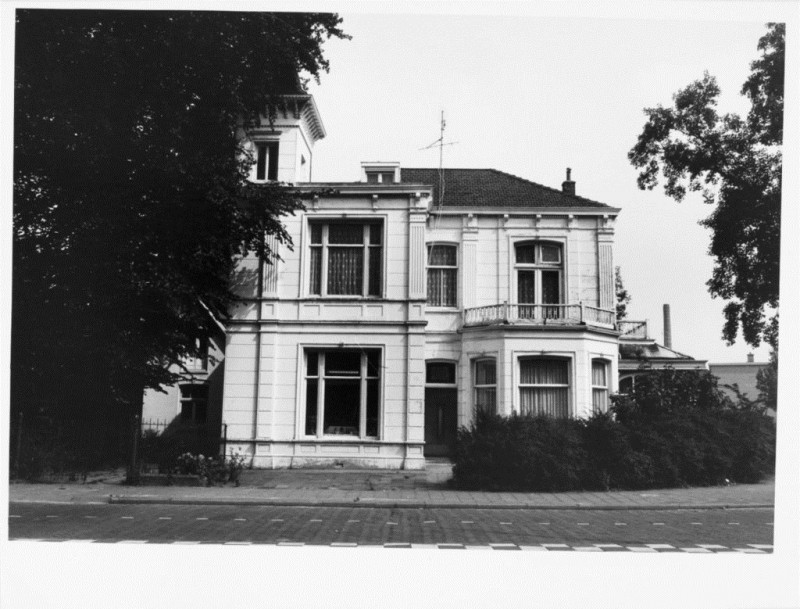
12, 10, 347, 459
628, 23, 783, 349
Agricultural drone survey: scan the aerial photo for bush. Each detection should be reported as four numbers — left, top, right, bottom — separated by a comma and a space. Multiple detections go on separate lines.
451, 368, 776, 492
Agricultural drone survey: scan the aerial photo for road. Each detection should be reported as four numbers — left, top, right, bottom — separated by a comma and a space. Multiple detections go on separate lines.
8, 503, 773, 552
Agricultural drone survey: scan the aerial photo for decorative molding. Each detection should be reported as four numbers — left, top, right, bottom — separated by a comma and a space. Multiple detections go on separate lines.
372, 194, 379, 211
408, 223, 426, 299
599, 243, 614, 310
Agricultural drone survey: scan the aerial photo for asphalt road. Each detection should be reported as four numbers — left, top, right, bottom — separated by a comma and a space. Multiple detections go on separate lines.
8, 503, 774, 552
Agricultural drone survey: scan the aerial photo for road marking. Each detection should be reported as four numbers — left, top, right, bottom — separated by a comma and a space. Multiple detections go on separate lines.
117, 540, 147, 544
438, 543, 466, 549
121, 516, 134, 520
538, 522, 550, 525
577, 522, 590, 526
234, 518, 247, 522
728, 522, 740, 525
84, 515, 98, 519
173, 541, 201, 545
734, 548, 766, 553
277, 542, 304, 547
652, 522, 665, 526
595, 544, 623, 548
681, 547, 712, 553
499, 522, 512, 525
519, 545, 548, 552
224, 541, 252, 545
748, 544, 774, 549
309, 519, 323, 523
9, 515, 21, 518
461, 521, 474, 524
698, 544, 728, 549
347, 519, 360, 523
691, 522, 703, 525
46, 515, 59, 519
574, 546, 603, 552
158, 517, 172, 520
614, 522, 627, 526
627, 547, 658, 552
423, 520, 436, 524
386, 522, 398, 526
542, 543, 570, 548
270, 519, 284, 522
196, 517, 208, 521
64, 539, 95, 543
490, 543, 520, 550
766, 522, 774, 526
645, 544, 675, 549
384, 543, 412, 548
331, 542, 358, 547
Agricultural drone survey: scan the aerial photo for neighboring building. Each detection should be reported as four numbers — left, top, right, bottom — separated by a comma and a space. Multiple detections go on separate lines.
709, 354, 768, 404
617, 305, 707, 393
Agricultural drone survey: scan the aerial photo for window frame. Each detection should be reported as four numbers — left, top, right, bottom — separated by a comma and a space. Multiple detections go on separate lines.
591, 359, 611, 412
472, 358, 497, 415
425, 360, 458, 388
513, 240, 564, 306
248, 139, 279, 183
426, 243, 459, 309
302, 348, 382, 440
178, 383, 209, 424
517, 356, 571, 418
306, 220, 384, 298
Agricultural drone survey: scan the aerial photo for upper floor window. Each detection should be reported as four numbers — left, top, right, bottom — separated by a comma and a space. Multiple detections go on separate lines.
515, 242, 563, 306
183, 337, 209, 372
427, 244, 458, 308
308, 221, 383, 297
473, 358, 497, 414
591, 359, 610, 413
519, 357, 569, 418
179, 384, 208, 424
366, 171, 394, 184
250, 140, 279, 182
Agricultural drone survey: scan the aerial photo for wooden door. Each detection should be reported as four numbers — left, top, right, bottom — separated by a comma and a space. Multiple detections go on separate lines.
424, 388, 458, 457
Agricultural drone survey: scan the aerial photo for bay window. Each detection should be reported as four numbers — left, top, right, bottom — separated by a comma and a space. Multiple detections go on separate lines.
304, 349, 381, 438
308, 221, 383, 297
519, 358, 569, 417
427, 244, 458, 307
591, 359, 610, 413
473, 358, 497, 414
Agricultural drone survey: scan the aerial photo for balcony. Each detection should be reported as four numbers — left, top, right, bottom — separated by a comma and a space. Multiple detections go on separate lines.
618, 320, 649, 339
463, 303, 616, 329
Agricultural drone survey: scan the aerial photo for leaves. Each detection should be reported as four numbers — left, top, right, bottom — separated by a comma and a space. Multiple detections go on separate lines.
12, 10, 347, 431
628, 24, 783, 347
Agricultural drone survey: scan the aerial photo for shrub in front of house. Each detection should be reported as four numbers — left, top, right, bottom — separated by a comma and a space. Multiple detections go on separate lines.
451, 368, 775, 492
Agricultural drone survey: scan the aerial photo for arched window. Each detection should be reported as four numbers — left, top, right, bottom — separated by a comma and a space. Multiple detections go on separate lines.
519, 357, 569, 417
515, 242, 563, 318
473, 358, 496, 414
427, 244, 458, 307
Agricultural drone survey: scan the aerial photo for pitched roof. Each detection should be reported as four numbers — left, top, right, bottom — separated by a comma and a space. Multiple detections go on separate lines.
401, 168, 611, 209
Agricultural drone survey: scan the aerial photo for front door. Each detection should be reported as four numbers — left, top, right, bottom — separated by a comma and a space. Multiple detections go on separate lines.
424, 388, 458, 457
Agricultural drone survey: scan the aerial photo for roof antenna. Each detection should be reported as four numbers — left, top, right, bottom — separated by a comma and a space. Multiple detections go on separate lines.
419, 110, 458, 208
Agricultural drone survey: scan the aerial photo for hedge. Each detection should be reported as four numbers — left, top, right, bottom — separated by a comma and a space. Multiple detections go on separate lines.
451, 369, 776, 492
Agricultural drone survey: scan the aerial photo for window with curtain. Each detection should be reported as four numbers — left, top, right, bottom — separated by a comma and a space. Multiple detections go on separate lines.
515, 242, 563, 318
473, 359, 496, 414
519, 358, 569, 417
427, 244, 458, 307
308, 221, 382, 297
591, 360, 609, 412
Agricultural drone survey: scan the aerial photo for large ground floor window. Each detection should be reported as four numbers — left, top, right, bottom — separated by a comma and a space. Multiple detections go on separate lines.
304, 348, 381, 438
591, 359, 610, 413
519, 358, 569, 417
473, 358, 497, 414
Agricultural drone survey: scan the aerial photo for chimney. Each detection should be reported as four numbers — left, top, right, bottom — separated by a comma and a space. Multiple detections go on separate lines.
562, 167, 576, 196
663, 304, 672, 349
747, 353, 754, 363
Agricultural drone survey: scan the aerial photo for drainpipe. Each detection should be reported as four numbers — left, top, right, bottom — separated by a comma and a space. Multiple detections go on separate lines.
251, 254, 264, 467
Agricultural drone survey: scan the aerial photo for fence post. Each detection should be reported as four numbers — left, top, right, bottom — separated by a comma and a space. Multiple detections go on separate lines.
127, 414, 140, 485
13, 411, 23, 479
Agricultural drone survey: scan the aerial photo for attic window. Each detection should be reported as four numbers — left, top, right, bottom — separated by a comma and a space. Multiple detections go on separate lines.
366, 171, 394, 184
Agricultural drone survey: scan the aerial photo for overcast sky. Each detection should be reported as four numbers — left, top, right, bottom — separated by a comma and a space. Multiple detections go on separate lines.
306, 11, 777, 365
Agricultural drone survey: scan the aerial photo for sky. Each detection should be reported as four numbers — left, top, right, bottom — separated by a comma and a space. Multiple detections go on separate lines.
305, 10, 776, 364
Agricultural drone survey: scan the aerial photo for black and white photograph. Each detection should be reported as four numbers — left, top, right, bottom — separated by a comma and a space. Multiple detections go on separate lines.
2, 2, 798, 608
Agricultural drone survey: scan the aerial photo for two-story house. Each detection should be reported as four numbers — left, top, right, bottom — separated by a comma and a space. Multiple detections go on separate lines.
143, 92, 624, 469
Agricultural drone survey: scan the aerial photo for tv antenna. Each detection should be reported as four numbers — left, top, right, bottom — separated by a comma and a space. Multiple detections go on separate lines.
419, 110, 458, 208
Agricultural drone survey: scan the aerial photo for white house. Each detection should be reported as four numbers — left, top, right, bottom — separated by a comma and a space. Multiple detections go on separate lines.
143, 92, 632, 469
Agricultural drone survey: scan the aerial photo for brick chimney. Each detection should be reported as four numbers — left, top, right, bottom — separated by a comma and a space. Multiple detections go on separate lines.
663, 304, 672, 349
562, 167, 576, 196
747, 353, 754, 363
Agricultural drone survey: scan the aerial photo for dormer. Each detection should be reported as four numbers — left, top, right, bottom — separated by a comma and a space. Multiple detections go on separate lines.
361, 162, 400, 184
243, 94, 326, 184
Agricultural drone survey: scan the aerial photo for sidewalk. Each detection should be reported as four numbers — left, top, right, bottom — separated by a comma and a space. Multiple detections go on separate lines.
8, 465, 775, 511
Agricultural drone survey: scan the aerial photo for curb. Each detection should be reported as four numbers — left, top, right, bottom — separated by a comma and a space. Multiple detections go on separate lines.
105, 496, 775, 511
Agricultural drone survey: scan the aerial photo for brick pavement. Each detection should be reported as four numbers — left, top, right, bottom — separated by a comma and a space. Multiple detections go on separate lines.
8, 465, 775, 510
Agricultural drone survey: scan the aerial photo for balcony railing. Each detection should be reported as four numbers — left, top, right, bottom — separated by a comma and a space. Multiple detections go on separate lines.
463, 303, 616, 329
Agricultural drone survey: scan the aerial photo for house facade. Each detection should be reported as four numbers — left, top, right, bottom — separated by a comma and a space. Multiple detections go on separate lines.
143, 93, 630, 469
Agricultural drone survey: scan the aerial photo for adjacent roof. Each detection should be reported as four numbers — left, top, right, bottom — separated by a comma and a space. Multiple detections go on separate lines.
401, 168, 612, 209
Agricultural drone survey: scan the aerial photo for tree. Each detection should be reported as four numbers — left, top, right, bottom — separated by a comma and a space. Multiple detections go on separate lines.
628, 23, 783, 349
756, 348, 778, 411
12, 10, 347, 460
615, 266, 631, 321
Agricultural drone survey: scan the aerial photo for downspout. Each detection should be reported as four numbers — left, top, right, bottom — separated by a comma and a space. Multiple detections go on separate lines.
251, 254, 264, 467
